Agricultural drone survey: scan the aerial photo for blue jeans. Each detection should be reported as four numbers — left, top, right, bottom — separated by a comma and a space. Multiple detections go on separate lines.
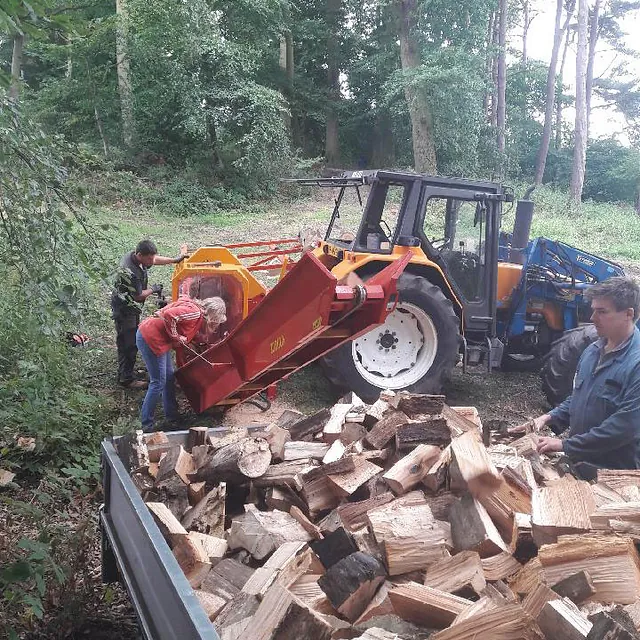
136, 330, 179, 431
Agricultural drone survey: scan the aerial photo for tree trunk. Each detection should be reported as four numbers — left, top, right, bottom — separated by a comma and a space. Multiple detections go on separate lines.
586, 0, 602, 140
555, 24, 574, 150
279, 34, 292, 133
522, 0, 529, 65
490, 12, 499, 129
372, 111, 395, 168
496, 0, 508, 175
570, 0, 589, 204
396, 0, 437, 174
325, 0, 341, 166
9, 34, 24, 102
483, 11, 495, 120
115, 0, 135, 149
534, 0, 575, 185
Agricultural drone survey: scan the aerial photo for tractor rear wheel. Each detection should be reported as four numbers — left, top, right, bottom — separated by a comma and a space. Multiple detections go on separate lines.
321, 273, 460, 402
540, 324, 598, 407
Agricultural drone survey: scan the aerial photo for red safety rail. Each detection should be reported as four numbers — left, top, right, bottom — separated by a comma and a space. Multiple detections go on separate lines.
224, 238, 302, 273
175, 251, 412, 412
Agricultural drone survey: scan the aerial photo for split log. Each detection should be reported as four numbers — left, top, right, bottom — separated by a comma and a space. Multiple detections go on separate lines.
431, 603, 537, 640
302, 456, 356, 482
195, 590, 227, 621
354, 582, 394, 626
302, 474, 341, 517
181, 484, 226, 537
587, 609, 640, 640
188, 531, 227, 565
253, 459, 317, 491
172, 534, 212, 588
209, 427, 248, 451
481, 551, 522, 582
336, 492, 395, 533
276, 409, 304, 429
341, 422, 367, 445
450, 430, 501, 497
188, 481, 207, 506
423, 446, 451, 492
284, 441, 331, 461
387, 581, 471, 628
591, 502, 640, 530
450, 596, 501, 627
395, 392, 445, 418
146, 501, 187, 547
241, 582, 336, 640
365, 411, 410, 449
327, 457, 382, 498
212, 558, 254, 591
509, 557, 545, 598
288, 408, 331, 441
449, 493, 508, 557
323, 402, 353, 443
199, 570, 240, 603
395, 417, 451, 450
424, 550, 486, 597
145, 431, 172, 463
154, 475, 190, 519
597, 470, 640, 491
441, 405, 480, 437
187, 427, 209, 451
364, 399, 391, 427
551, 570, 596, 604
310, 527, 358, 569
624, 601, 640, 632
156, 445, 195, 486
522, 582, 560, 618
531, 477, 596, 546
383, 444, 441, 495
289, 575, 337, 616
194, 437, 271, 482
318, 552, 387, 622
213, 592, 259, 637
289, 505, 323, 540
512, 511, 537, 563
352, 527, 384, 565
253, 423, 290, 462
538, 534, 640, 605
537, 598, 592, 639
323, 439, 346, 464
366, 492, 448, 575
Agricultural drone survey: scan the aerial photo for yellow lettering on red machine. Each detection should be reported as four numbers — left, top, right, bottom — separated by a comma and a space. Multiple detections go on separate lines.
312, 316, 322, 330
270, 334, 285, 354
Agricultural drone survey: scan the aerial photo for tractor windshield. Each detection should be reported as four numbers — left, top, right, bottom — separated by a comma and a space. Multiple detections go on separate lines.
424, 197, 486, 302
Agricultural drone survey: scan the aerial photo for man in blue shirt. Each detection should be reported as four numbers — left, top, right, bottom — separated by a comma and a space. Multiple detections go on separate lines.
510, 277, 640, 470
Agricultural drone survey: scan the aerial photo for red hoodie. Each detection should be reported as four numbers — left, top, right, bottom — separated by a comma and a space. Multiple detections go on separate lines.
139, 298, 204, 355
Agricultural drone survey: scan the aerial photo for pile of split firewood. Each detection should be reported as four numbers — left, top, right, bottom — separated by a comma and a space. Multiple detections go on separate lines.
122, 390, 640, 640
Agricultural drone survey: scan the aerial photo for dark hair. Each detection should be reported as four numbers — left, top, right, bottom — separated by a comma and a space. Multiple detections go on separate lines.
585, 277, 640, 318
135, 239, 158, 256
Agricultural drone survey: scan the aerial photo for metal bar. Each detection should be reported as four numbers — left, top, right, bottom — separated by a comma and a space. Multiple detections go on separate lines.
225, 239, 300, 249
236, 248, 302, 259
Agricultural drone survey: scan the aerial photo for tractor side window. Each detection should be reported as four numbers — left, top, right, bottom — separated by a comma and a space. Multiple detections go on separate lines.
360, 184, 406, 251
424, 197, 485, 302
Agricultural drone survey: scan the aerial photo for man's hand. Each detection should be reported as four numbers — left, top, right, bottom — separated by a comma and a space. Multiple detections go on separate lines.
508, 414, 550, 435
175, 243, 190, 263
536, 436, 564, 454
151, 283, 163, 295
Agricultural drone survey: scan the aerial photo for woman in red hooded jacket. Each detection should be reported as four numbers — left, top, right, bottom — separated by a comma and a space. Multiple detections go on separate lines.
136, 296, 226, 431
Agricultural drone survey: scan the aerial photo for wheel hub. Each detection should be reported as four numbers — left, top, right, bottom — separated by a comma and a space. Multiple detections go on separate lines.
352, 302, 438, 387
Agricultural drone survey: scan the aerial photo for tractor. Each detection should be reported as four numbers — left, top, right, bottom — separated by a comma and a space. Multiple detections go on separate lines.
289, 170, 625, 406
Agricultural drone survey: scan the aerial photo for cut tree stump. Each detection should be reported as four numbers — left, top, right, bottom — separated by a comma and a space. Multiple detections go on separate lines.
318, 552, 386, 622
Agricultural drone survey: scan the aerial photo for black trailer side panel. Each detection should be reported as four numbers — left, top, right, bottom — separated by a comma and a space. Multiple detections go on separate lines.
101, 438, 219, 640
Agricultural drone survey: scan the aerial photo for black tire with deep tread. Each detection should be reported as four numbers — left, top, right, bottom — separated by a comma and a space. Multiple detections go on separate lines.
320, 273, 461, 402
540, 325, 598, 407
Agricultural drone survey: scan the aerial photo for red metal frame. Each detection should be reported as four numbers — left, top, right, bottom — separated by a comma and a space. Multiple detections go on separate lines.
175, 252, 411, 413
224, 238, 302, 273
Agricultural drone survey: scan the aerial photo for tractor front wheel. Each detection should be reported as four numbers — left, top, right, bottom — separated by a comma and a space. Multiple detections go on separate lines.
321, 273, 460, 402
540, 324, 598, 407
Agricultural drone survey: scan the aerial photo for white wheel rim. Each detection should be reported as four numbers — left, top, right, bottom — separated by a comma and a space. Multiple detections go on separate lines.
352, 302, 438, 389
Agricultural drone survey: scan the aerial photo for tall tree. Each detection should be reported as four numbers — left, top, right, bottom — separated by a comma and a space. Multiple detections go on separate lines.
555, 20, 574, 149
324, 0, 341, 165
496, 0, 508, 174
534, 0, 575, 184
115, 0, 134, 148
585, 0, 602, 139
9, 34, 24, 101
570, 0, 589, 203
395, 0, 437, 174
